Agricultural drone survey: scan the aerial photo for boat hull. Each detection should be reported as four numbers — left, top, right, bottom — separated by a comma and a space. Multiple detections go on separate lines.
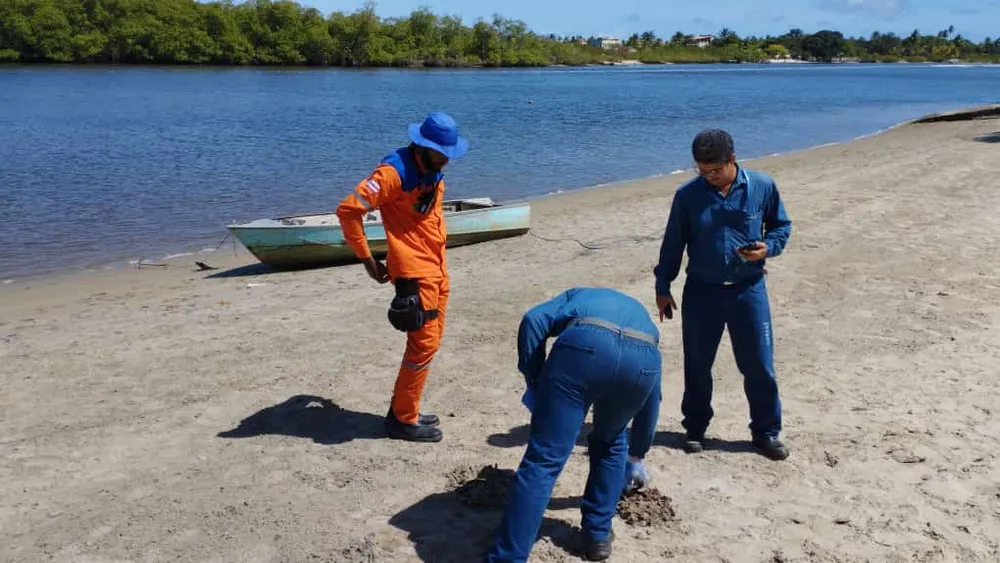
227, 201, 531, 269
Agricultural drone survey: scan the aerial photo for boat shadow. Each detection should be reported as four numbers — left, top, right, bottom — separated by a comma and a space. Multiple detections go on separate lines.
203, 261, 346, 279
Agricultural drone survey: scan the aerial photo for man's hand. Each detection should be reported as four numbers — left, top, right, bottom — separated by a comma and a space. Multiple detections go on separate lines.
738, 241, 768, 262
362, 257, 389, 283
656, 294, 677, 321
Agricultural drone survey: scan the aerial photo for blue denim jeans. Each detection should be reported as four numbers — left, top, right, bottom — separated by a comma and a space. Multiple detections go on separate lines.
485, 322, 662, 563
628, 378, 660, 459
680, 273, 782, 439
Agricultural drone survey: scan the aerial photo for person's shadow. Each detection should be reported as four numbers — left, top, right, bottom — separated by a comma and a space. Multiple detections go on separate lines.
488, 424, 757, 455
389, 484, 584, 562
487, 422, 594, 448
217, 394, 386, 445
651, 430, 757, 454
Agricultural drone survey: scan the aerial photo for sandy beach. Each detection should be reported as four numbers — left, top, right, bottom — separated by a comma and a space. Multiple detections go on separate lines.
2, 108, 999, 563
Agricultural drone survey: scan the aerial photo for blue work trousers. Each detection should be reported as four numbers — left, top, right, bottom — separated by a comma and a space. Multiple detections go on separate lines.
628, 376, 660, 459
486, 323, 662, 563
680, 273, 782, 439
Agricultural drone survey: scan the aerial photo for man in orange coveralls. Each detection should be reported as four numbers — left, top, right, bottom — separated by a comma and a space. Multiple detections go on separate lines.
335, 112, 469, 443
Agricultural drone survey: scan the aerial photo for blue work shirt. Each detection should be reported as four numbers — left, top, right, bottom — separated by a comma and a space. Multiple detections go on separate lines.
654, 165, 792, 296
516, 287, 660, 385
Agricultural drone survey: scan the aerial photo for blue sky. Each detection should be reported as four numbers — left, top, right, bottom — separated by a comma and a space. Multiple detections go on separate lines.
302, 0, 999, 41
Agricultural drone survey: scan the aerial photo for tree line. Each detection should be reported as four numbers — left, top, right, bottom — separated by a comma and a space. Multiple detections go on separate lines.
629, 26, 1000, 64
1, 0, 998, 66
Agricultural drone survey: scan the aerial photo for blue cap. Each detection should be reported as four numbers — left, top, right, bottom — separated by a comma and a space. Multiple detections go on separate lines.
408, 111, 469, 160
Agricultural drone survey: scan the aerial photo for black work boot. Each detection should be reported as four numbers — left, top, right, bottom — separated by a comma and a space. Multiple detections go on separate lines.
683, 432, 705, 454
385, 409, 442, 442
386, 407, 439, 427
752, 436, 789, 461
583, 530, 614, 561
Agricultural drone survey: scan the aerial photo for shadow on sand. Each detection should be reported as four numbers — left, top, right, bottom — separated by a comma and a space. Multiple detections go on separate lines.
217, 394, 386, 445
389, 489, 583, 562
200, 261, 348, 279
973, 132, 1000, 144
203, 262, 280, 279
488, 423, 759, 455
486, 422, 595, 449
651, 431, 758, 454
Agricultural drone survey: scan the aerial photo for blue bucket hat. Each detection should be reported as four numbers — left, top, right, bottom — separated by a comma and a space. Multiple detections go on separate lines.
408, 111, 469, 160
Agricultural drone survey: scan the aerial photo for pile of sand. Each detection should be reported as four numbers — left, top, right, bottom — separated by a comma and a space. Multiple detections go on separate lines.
448, 464, 517, 510
616, 488, 677, 527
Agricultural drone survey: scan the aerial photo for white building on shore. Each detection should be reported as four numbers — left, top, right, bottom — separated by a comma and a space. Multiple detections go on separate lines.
588, 36, 623, 50
688, 34, 714, 48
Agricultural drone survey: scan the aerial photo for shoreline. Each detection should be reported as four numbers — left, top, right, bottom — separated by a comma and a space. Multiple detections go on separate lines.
3, 59, 999, 71
4, 103, 996, 288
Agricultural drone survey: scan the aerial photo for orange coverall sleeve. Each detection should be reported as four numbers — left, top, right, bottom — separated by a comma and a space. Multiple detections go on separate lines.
335, 164, 402, 260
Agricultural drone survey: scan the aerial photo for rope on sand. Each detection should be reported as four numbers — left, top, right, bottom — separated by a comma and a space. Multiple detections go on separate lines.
528, 228, 664, 251
134, 233, 233, 271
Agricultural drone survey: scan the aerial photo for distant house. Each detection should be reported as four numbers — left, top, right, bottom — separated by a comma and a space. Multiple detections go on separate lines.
687, 34, 714, 48
588, 36, 623, 50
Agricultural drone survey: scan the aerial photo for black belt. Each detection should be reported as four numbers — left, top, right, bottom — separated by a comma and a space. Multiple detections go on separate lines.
568, 317, 658, 346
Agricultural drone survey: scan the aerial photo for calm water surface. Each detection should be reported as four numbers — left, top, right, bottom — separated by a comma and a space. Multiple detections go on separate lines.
0, 63, 997, 280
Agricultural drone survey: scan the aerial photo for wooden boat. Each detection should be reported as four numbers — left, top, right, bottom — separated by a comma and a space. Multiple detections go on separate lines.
226, 197, 531, 268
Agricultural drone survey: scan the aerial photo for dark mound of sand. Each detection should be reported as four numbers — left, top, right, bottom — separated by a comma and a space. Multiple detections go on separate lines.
616, 488, 677, 527
448, 464, 516, 510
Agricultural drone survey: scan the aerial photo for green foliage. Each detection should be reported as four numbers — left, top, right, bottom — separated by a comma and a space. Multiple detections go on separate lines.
0, 1, 997, 66
766, 43, 790, 58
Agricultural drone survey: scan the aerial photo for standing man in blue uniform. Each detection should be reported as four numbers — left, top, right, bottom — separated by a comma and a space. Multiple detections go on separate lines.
486, 287, 662, 562
653, 128, 792, 461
